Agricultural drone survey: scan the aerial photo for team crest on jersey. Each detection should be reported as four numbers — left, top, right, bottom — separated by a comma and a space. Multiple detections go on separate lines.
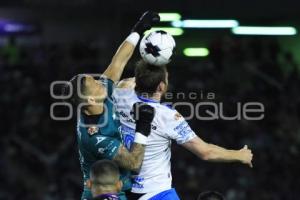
174, 112, 183, 120
87, 126, 99, 135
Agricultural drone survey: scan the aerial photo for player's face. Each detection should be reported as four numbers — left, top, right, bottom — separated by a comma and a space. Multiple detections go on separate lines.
84, 75, 107, 103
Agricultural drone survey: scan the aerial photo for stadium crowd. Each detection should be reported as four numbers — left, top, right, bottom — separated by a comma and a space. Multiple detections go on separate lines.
0, 36, 299, 200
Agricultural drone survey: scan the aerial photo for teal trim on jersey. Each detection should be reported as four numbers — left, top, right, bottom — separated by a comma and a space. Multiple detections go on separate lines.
118, 192, 127, 200
77, 77, 132, 200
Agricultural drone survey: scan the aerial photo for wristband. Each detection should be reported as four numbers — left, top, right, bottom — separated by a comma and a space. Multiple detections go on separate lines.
134, 132, 148, 145
125, 32, 140, 46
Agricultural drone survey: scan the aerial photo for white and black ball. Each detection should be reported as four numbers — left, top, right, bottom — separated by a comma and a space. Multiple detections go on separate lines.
139, 30, 176, 66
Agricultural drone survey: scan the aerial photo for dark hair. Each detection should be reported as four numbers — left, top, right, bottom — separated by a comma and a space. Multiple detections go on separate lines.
90, 160, 120, 185
135, 60, 167, 96
61, 74, 87, 107
197, 191, 224, 200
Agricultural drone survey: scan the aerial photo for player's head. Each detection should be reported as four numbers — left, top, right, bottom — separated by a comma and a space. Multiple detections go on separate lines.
135, 60, 168, 98
62, 74, 107, 113
197, 191, 224, 200
87, 160, 122, 197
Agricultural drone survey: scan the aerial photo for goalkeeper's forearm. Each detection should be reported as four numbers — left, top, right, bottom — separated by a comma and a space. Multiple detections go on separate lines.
103, 32, 140, 82
103, 11, 159, 82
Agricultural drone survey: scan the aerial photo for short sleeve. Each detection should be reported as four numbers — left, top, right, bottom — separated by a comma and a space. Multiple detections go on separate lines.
99, 75, 115, 97
89, 135, 121, 159
163, 110, 196, 144
106, 78, 114, 97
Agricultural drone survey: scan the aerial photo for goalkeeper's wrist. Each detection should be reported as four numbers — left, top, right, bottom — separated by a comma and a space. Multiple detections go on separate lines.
134, 132, 148, 145
126, 32, 140, 46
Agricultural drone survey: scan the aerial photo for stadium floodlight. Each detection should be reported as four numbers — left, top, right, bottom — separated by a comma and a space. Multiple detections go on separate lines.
232, 26, 297, 35
172, 20, 239, 28
159, 13, 181, 22
183, 48, 209, 57
144, 27, 184, 36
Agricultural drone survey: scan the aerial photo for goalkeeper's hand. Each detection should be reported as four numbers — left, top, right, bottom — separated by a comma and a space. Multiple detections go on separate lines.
131, 102, 155, 136
131, 11, 160, 35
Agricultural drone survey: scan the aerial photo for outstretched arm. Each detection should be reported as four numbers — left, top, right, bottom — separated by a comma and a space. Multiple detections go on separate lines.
103, 40, 136, 82
103, 11, 160, 82
182, 136, 253, 167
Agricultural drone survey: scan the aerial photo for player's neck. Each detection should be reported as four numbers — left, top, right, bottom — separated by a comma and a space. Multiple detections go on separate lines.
92, 187, 117, 197
84, 104, 104, 115
150, 93, 161, 102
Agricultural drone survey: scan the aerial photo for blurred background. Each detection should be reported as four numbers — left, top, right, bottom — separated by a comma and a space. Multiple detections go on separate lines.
1, 0, 300, 200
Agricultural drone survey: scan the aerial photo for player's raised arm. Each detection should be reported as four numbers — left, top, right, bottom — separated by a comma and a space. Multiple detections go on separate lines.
182, 136, 253, 167
103, 11, 160, 82
113, 103, 154, 172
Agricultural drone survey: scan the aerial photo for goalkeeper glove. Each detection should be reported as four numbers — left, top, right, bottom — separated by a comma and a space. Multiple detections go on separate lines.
131, 102, 155, 137
131, 11, 160, 35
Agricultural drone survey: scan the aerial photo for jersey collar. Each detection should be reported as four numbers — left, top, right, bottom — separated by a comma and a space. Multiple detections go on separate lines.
137, 95, 174, 110
137, 95, 160, 103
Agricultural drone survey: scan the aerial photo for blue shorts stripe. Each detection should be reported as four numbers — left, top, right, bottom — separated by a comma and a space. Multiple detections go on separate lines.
148, 188, 180, 200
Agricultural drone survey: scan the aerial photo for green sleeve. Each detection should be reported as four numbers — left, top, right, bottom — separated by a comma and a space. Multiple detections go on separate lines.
100, 76, 114, 97
106, 78, 114, 97
89, 135, 121, 159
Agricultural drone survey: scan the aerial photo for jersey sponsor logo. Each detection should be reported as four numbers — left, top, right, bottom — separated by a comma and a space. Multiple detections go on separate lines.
95, 136, 106, 145
174, 121, 193, 138
124, 134, 134, 150
126, 118, 135, 123
117, 110, 135, 124
132, 176, 144, 189
174, 112, 183, 120
119, 110, 129, 118
120, 125, 135, 150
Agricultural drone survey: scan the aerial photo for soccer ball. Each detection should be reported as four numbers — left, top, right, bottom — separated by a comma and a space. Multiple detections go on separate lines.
139, 30, 176, 66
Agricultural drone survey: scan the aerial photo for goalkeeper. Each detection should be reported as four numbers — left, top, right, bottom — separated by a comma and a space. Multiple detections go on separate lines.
62, 11, 159, 200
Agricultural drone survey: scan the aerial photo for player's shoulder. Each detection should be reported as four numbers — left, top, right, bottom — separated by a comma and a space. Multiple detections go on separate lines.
154, 103, 176, 114
116, 77, 135, 89
113, 85, 136, 99
153, 103, 184, 122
